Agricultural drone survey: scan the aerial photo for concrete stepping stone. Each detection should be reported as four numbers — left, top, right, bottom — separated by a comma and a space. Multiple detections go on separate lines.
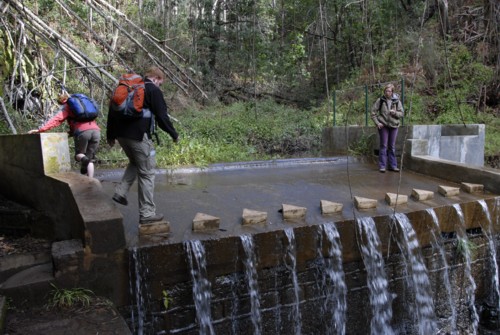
411, 189, 434, 201
320, 200, 343, 215
192, 213, 220, 231
242, 208, 267, 225
438, 185, 460, 197
353, 196, 377, 210
282, 204, 307, 220
385, 193, 408, 206
139, 220, 171, 236
461, 182, 484, 193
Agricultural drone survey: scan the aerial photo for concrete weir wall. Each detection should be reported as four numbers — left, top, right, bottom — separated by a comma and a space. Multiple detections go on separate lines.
0, 134, 128, 305
131, 198, 500, 334
122, 123, 500, 334
1, 125, 500, 334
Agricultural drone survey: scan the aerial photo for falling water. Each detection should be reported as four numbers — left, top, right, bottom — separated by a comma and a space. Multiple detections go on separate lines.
229, 273, 239, 335
284, 227, 302, 334
130, 247, 148, 335
356, 217, 395, 335
477, 200, 500, 315
453, 203, 479, 334
240, 235, 262, 334
318, 223, 347, 335
184, 240, 215, 335
394, 213, 437, 334
426, 208, 457, 333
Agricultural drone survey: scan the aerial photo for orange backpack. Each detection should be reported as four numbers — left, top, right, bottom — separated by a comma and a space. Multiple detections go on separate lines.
110, 73, 146, 118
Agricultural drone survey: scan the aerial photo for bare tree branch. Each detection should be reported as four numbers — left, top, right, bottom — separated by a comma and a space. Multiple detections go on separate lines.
0, 98, 17, 134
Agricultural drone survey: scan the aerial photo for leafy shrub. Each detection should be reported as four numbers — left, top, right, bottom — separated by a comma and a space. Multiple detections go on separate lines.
46, 284, 94, 309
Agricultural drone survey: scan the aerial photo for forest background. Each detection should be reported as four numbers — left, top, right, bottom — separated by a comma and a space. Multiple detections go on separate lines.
0, 0, 499, 168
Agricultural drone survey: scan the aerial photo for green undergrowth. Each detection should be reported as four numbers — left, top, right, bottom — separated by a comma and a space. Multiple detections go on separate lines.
97, 100, 326, 169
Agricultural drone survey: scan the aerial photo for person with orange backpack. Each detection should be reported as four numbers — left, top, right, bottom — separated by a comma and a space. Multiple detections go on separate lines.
28, 92, 101, 178
106, 66, 178, 225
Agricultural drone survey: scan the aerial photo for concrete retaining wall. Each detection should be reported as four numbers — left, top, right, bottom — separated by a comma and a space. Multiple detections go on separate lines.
322, 124, 485, 167
126, 198, 500, 334
0, 133, 128, 305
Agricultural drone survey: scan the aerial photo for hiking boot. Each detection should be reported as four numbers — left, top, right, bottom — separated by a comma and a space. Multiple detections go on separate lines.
112, 194, 128, 206
80, 156, 90, 175
140, 214, 164, 225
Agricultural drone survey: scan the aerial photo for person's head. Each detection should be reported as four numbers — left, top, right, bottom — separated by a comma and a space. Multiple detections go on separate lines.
57, 93, 70, 105
383, 84, 395, 99
144, 66, 165, 87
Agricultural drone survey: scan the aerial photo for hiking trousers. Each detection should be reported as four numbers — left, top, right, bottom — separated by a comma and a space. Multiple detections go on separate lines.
115, 134, 157, 220
378, 125, 399, 169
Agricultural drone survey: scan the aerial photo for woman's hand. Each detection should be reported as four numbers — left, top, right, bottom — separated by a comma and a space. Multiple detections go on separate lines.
377, 123, 384, 129
28, 129, 39, 134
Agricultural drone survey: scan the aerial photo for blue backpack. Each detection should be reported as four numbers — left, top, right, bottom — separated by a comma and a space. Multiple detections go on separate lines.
67, 94, 99, 122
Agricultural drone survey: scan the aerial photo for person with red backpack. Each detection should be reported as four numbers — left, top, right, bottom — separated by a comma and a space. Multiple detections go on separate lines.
106, 66, 179, 225
28, 92, 101, 178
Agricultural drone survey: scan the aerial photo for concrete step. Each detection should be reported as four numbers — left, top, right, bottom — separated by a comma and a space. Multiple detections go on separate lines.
0, 295, 6, 334
0, 251, 51, 283
0, 263, 54, 308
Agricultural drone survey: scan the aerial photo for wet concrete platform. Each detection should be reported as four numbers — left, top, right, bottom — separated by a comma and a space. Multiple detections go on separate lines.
96, 157, 497, 247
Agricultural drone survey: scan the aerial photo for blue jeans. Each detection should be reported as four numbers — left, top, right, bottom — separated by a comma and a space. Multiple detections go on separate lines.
378, 126, 398, 169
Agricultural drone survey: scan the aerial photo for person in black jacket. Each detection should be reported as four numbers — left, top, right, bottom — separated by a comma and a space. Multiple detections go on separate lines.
107, 66, 178, 224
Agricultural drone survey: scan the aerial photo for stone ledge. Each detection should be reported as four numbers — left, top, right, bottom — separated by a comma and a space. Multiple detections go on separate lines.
139, 221, 171, 235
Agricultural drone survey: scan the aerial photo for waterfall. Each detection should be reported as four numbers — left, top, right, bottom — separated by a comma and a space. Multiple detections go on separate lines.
318, 223, 347, 335
284, 227, 302, 334
356, 217, 395, 335
131, 247, 146, 335
185, 240, 215, 335
477, 200, 500, 317
240, 235, 262, 334
230, 272, 239, 335
394, 213, 437, 334
426, 208, 457, 333
453, 204, 479, 334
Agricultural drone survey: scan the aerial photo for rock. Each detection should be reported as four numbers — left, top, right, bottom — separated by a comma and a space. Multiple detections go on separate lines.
242, 209, 267, 225
411, 189, 434, 201
320, 200, 343, 215
192, 213, 220, 231
353, 196, 377, 210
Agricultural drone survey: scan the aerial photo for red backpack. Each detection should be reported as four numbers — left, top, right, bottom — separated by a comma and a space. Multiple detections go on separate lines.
110, 73, 146, 118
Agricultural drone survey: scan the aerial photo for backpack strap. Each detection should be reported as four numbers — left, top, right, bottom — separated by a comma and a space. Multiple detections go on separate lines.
378, 97, 384, 113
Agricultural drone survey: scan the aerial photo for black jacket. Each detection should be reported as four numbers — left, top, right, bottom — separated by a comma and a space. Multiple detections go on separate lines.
106, 78, 178, 142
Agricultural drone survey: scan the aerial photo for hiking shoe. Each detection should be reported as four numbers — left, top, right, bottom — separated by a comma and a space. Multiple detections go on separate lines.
389, 167, 400, 172
379, 168, 386, 173
80, 156, 90, 174
81, 156, 90, 167
140, 214, 164, 224
112, 194, 128, 206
